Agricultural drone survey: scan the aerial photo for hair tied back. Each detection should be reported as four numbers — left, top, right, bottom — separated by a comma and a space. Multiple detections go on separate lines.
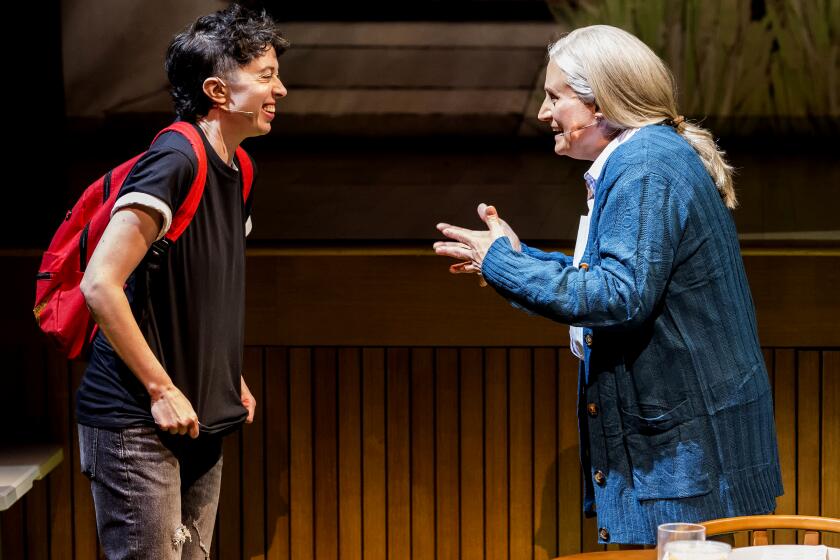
664, 115, 686, 130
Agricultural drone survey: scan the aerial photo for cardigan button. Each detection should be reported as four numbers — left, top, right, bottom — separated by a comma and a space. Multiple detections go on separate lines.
587, 403, 599, 417
599, 527, 610, 541
579, 262, 589, 271
593, 470, 606, 486
585, 333, 593, 348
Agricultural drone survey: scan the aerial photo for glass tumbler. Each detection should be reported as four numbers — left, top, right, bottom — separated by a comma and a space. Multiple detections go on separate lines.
657, 523, 707, 560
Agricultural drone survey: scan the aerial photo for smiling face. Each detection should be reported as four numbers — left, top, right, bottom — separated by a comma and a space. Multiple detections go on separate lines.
221, 47, 287, 137
538, 61, 611, 161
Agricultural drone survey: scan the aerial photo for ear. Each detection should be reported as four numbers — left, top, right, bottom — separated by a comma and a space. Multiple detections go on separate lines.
202, 77, 228, 107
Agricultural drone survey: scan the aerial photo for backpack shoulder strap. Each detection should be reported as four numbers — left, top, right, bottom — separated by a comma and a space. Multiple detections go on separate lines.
234, 146, 254, 203
154, 122, 209, 243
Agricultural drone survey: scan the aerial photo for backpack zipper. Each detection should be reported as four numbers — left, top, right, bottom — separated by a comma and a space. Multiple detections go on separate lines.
79, 223, 90, 272
102, 171, 112, 203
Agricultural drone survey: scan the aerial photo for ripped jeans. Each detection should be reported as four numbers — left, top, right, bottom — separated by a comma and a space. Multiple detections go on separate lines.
78, 424, 223, 560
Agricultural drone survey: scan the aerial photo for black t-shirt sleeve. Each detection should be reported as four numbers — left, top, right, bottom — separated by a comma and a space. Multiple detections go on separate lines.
119, 144, 195, 212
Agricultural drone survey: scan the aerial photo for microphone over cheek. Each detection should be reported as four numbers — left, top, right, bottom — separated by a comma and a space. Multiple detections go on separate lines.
219, 106, 256, 118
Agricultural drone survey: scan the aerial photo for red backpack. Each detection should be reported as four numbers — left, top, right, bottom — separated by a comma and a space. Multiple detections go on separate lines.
34, 122, 254, 359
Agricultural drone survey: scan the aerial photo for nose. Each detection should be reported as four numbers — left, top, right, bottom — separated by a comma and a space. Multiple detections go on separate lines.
537, 97, 553, 122
272, 76, 287, 98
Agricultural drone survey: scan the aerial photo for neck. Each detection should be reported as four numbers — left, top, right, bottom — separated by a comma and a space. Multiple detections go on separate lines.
584, 130, 617, 161
195, 112, 244, 167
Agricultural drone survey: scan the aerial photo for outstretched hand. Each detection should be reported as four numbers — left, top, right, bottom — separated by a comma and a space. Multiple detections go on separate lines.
433, 204, 521, 282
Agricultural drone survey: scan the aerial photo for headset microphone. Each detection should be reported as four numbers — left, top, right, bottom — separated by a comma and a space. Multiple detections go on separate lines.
220, 106, 256, 118
555, 119, 599, 137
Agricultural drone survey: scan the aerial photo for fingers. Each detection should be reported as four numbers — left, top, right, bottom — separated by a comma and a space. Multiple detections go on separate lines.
161, 413, 198, 436
476, 203, 488, 222
449, 261, 480, 274
484, 205, 505, 238
436, 222, 483, 244
434, 241, 473, 261
449, 261, 487, 287
189, 418, 200, 439
433, 241, 470, 251
159, 414, 197, 437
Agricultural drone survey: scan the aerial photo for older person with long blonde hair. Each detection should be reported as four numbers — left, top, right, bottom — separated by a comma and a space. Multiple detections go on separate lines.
434, 25, 782, 545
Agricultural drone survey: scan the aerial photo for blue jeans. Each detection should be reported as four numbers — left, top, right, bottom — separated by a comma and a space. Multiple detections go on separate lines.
78, 424, 224, 559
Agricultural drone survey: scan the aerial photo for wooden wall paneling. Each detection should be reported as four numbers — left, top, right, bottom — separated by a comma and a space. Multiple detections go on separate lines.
485, 348, 509, 560
763, 349, 774, 390
763, 339, 775, 541
24, 482, 49, 560
338, 348, 363, 560
557, 351, 591, 554
244, 254, 840, 349
581, 508, 600, 551
2, 336, 838, 559
1, 500, 24, 559
242, 347, 266, 559
265, 347, 291, 560
218, 426, 242, 559
21, 340, 47, 437
244, 255, 574, 348
362, 349, 386, 560
460, 348, 484, 560
533, 348, 559, 560
48, 353, 73, 559
313, 348, 339, 560
411, 348, 436, 560
556, 350, 581, 555
821, 351, 840, 548
387, 348, 411, 560
746, 257, 840, 348
289, 348, 314, 560
21, 343, 48, 559
508, 348, 533, 560
797, 351, 822, 544
70, 362, 98, 560
772, 349, 797, 544
435, 348, 460, 560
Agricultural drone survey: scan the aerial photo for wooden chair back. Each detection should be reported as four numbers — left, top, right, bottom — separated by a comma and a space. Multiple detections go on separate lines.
702, 515, 840, 546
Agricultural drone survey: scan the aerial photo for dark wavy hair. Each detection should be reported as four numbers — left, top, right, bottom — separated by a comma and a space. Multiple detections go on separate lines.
165, 4, 289, 122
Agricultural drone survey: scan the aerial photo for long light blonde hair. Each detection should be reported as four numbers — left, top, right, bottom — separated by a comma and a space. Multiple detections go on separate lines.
549, 25, 737, 209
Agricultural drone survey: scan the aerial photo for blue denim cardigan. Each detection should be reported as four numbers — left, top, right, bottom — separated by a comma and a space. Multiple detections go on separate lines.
482, 125, 783, 545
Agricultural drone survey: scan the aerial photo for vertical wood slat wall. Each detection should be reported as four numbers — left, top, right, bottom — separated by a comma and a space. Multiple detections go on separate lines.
3, 347, 838, 559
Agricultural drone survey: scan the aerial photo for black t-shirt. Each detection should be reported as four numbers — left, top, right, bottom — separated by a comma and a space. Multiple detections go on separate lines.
76, 124, 255, 435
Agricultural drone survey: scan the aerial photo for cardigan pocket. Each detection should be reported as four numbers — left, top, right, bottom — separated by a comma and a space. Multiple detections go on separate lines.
621, 398, 690, 434
626, 418, 712, 501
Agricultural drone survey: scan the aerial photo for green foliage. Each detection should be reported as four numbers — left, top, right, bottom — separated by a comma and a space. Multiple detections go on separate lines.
546, 0, 840, 134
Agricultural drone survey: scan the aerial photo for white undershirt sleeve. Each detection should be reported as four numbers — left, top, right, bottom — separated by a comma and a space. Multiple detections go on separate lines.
111, 193, 173, 242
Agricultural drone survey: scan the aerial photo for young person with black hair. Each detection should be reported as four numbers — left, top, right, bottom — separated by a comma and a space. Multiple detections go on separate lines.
76, 6, 288, 558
